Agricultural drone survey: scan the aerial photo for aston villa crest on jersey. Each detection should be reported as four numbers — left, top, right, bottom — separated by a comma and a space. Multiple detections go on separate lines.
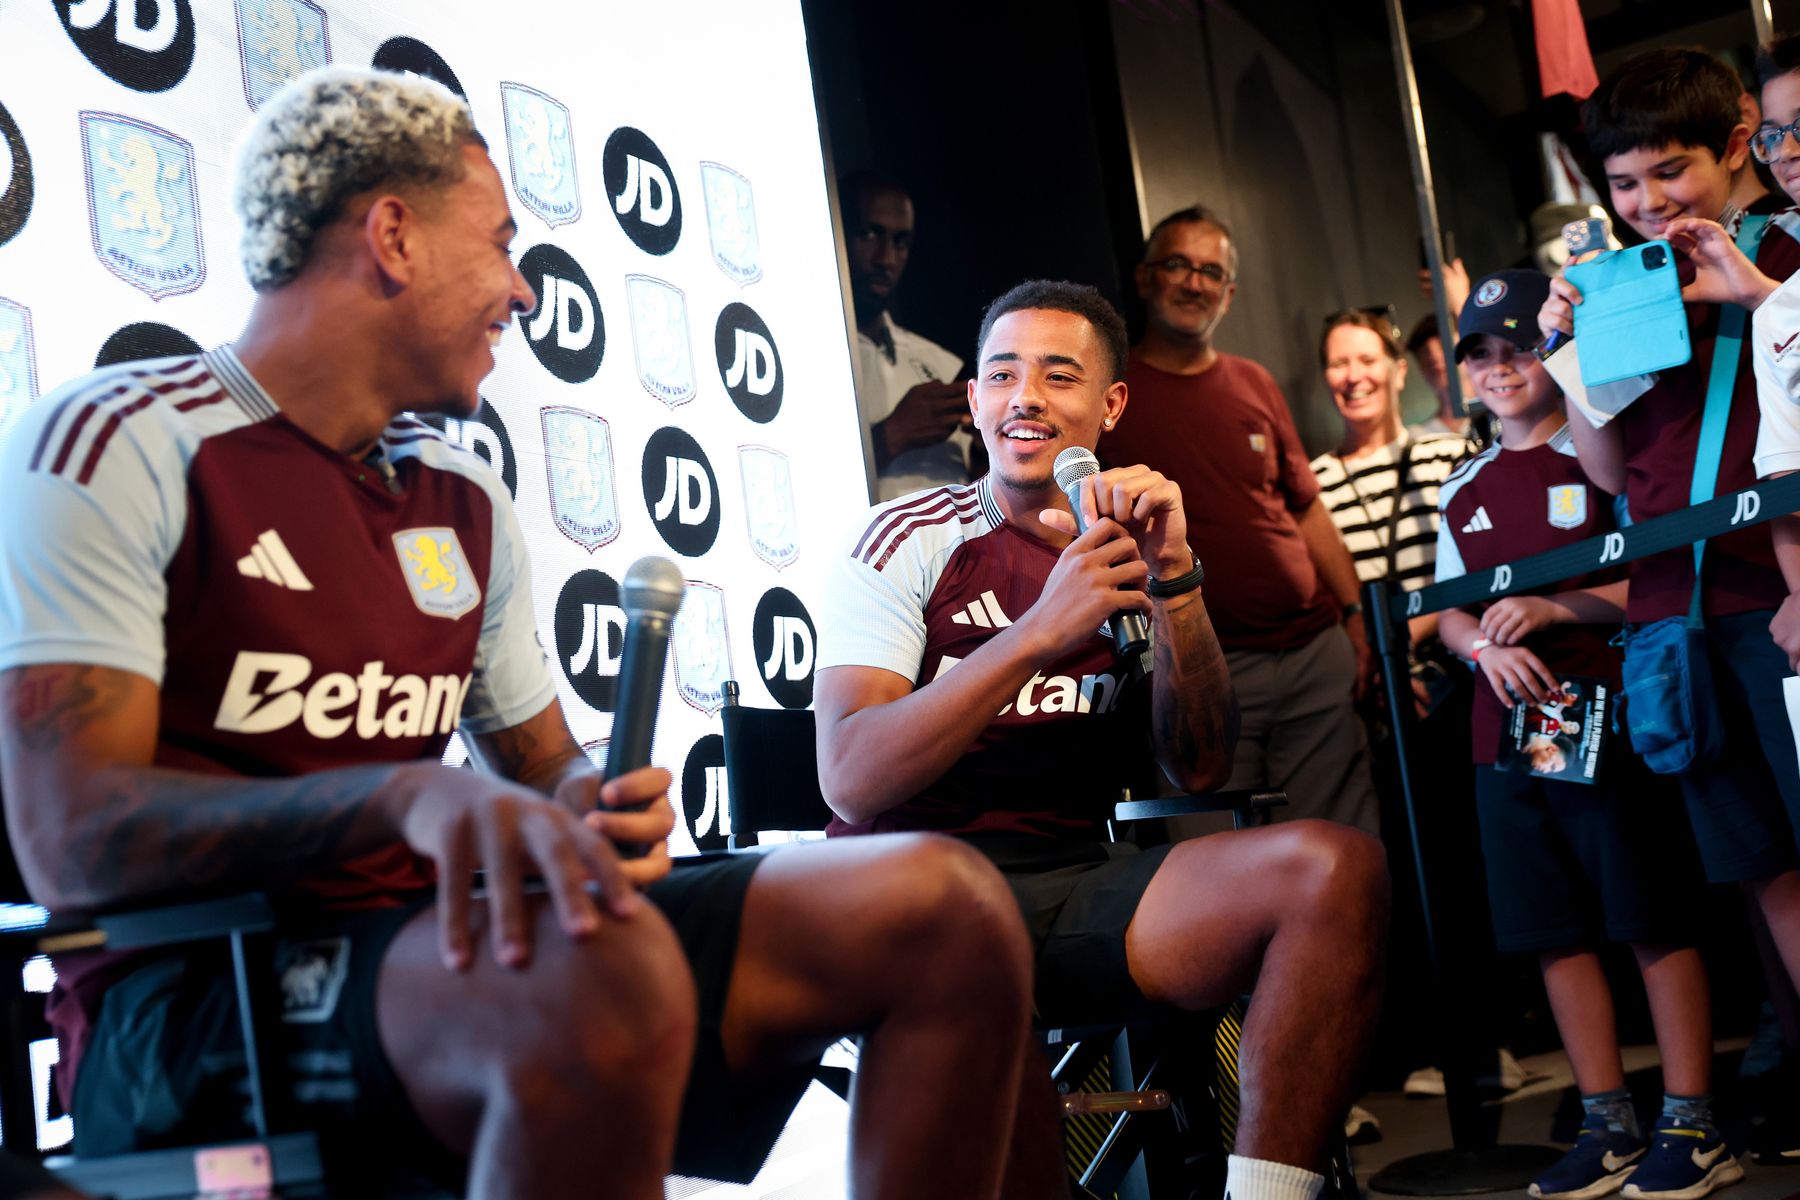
81, 113, 204, 300
626, 274, 695, 407
235, 0, 330, 111
672, 580, 732, 713
540, 406, 620, 551
392, 527, 481, 620
1547, 483, 1587, 530
501, 82, 580, 229
739, 444, 798, 569
0, 298, 37, 447
701, 161, 761, 284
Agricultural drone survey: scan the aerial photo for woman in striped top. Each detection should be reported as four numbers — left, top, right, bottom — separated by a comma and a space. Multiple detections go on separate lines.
1310, 311, 1470, 642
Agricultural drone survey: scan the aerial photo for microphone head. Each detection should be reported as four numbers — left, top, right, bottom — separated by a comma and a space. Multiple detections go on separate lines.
622, 556, 686, 620
1052, 446, 1100, 493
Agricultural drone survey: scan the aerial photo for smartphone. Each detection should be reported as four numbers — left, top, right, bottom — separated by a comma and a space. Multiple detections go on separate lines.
1565, 240, 1691, 386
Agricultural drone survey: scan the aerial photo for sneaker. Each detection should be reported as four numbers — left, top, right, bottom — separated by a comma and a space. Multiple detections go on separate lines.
1345, 1102, 1382, 1146
1529, 1114, 1646, 1200
1620, 1120, 1743, 1200
1404, 1049, 1534, 1098
1404, 1066, 1446, 1097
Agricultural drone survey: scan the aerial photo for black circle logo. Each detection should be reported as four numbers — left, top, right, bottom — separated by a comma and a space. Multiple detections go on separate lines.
94, 321, 201, 367
553, 569, 625, 713
603, 127, 681, 256
371, 36, 466, 97
642, 427, 720, 557
56, 0, 196, 93
0, 100, 32, 249
752, 588, 817, 708
714, 303, 783, 423
417, 399, 517, 497
517, 244, 604, 383
681, 734, 729, 852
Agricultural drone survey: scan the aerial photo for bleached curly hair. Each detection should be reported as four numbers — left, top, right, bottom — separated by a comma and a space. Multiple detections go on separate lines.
235, 66, 480, 291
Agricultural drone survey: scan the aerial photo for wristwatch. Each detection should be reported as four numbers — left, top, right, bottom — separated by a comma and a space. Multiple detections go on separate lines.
1146, 546, 1205, 599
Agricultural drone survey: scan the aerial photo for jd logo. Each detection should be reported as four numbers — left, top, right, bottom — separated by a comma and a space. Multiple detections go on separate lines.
714, 302, 783, 423
371, 36, 465, 97
236, 0, 331, 111
518, 244, 603, 383
752, 587, 816, 709
0, 100, 32, 249
681, 734, 729, 852
418, 399, 517, 497
643, 426, 720, 557
0, 299, 38, 450
95, 320, 200, 367
81, 113, 205, 300
603, 126, 681, 255
501, 82, 580, 229
553, 569, 625, 713
57, 0, 197, 93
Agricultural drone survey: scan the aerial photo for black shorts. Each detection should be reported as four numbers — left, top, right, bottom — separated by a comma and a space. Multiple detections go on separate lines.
960, 833, 1174, 1025
1474, 760, 1703, 954
72, 853, 805, 1189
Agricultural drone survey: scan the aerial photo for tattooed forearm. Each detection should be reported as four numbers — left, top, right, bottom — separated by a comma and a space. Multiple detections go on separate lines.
466, 712, 591, 808
1151, 591, 1239, 788
5, 666, 136, 753
43, 764, 402, 912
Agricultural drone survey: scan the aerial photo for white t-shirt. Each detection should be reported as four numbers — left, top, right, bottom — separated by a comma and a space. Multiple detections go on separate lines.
855, 311, 966, 500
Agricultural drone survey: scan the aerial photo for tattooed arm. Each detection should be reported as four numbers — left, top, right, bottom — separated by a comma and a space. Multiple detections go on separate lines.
0, 665, 647, 968
1149, 588, 1239, 792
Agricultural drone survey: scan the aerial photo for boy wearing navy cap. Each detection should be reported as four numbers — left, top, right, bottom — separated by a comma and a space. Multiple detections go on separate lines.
1440, 271, 1731, 1200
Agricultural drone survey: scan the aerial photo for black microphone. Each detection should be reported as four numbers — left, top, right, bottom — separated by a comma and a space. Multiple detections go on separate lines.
602, 556, 685, 855
1052, 447, 1150, 660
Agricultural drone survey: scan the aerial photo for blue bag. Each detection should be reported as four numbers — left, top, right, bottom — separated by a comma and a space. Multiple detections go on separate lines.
1615, 213, 1764, 773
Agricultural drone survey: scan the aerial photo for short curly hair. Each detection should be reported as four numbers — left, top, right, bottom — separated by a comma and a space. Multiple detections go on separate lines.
234, 66, 481, 291
976, 280, 1129, 384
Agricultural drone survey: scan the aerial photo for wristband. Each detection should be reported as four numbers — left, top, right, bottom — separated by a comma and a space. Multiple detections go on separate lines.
1471, 637, 1493, 661
1341, 602, 1364, 620
1146, 548, 1205, 599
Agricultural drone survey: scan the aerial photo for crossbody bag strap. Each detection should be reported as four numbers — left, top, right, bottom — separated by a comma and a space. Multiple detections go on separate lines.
1686, 212, 1769, 623
1381, 437, 1417, 581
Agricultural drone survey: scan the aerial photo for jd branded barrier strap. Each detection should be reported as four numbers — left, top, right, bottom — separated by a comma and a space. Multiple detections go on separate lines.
1386, 471, 1800, 623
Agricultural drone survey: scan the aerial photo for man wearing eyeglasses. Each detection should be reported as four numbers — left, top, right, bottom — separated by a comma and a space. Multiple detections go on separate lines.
840, 170, 976, 501
1100, 206, 1379, 835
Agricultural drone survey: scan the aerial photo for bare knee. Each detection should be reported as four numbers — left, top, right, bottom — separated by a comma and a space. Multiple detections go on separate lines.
863, 834, 1033, 1000
1277, 820, 1389, 936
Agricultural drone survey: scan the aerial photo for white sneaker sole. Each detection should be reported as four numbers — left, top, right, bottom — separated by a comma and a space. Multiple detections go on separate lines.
1620, 1158, 1744, 1200
1529, 1165, 1637, 1200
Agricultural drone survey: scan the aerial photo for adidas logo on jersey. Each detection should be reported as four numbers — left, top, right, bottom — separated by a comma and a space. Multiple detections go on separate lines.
214, 651, 469, 740
237, 530, 313, 590
950, 590, 1012, 629
1461, 506, 1494, 534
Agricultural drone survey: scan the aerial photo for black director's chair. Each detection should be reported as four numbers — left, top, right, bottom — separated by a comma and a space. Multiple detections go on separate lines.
718, 681, 1350, 1200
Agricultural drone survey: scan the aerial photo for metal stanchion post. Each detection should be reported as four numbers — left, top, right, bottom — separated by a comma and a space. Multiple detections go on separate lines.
1363, 579, 1559, 1195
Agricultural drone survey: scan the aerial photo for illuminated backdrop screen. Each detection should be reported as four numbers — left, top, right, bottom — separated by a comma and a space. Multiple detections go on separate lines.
0, 0, 869, 860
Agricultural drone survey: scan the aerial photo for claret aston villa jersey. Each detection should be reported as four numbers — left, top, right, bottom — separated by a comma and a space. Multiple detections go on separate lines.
0, 348, 557, 904
817, 478, 1152, 839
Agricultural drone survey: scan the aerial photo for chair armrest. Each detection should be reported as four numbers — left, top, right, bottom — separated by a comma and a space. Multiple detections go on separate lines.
1112, 790, 1287, 823
4, 893, 278, 956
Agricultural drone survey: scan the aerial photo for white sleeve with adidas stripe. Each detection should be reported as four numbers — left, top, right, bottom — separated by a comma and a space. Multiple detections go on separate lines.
0, 372, 185, 683
459, 466, 558, 735
815, 525, 933, 681
1434, 509, 1467, 584
1753, 270, 1800, 478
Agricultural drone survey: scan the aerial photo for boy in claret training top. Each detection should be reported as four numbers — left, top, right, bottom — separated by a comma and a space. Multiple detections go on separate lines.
1441, 271, 1733, 1200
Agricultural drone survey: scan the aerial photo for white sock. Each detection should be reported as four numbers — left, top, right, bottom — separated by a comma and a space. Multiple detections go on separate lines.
1224, 1154, 1326, 1200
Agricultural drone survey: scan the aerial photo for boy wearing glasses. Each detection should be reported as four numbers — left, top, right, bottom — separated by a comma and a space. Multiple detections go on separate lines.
1538, 44, 1800, 1171
1104, 206, 1379, 834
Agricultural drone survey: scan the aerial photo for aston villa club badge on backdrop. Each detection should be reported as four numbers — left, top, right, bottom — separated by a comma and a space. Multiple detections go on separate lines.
672, 581, 732, 714
627, 274, 695, 407
501, 82, 581, 230
81, 113, 205, 301
541, 406, 621, 552
739, 445, 798, 569
236, 0, 331, 111
0, 299, 38, 447
701, 161, 761, 284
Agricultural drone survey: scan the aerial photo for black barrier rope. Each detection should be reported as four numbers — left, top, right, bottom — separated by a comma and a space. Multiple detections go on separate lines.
1386, 470, 1800, 623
